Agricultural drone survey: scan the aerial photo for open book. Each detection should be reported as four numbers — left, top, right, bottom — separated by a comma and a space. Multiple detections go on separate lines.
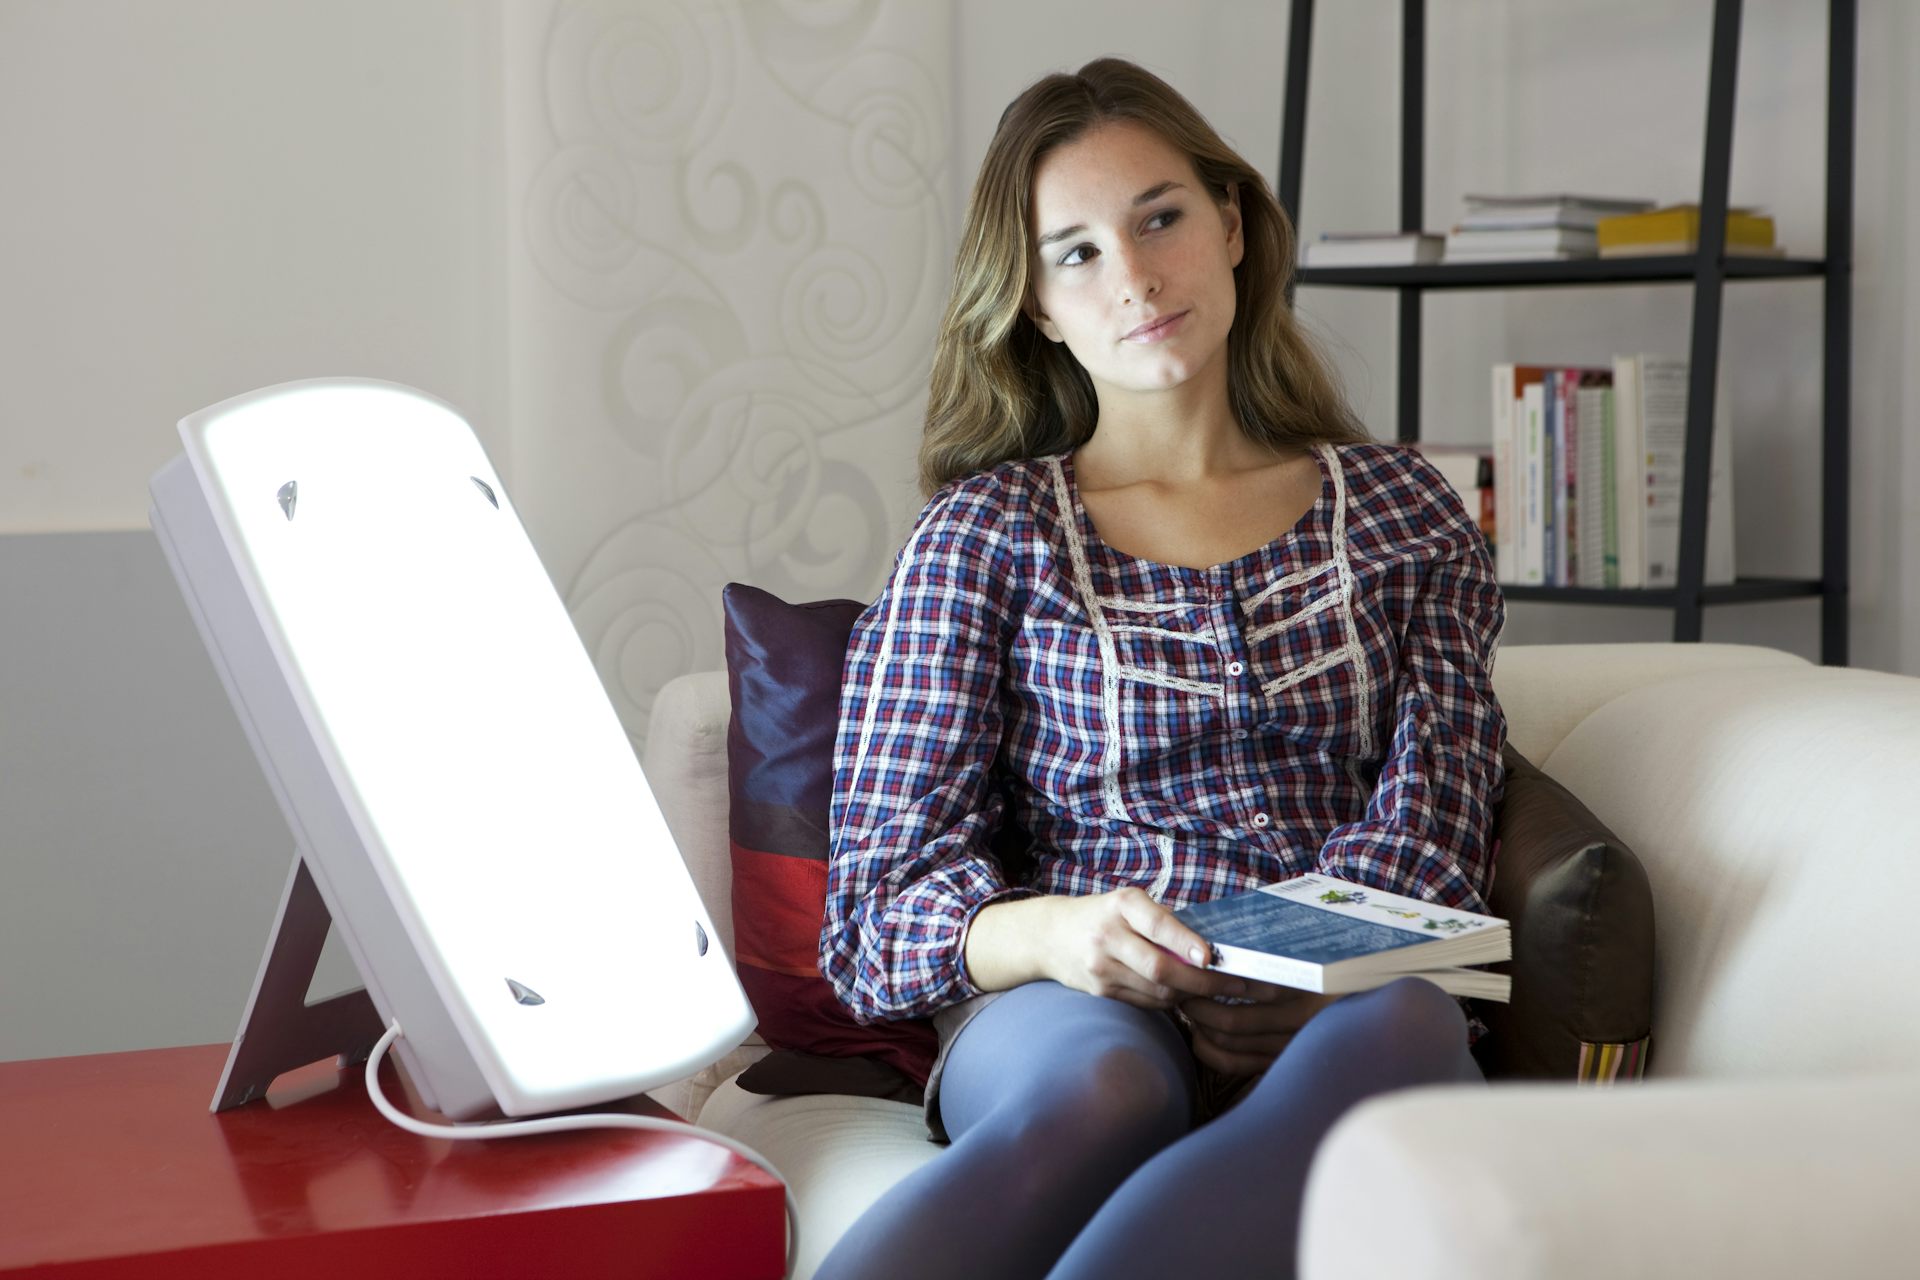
1174, 874, 1511, 1002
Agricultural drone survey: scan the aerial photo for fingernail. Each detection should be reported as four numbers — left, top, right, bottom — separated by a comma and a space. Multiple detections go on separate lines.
1188, 946, 1207, 965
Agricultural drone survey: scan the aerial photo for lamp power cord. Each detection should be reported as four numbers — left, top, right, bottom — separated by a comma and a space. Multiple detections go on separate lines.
364, 1020, 799, 1279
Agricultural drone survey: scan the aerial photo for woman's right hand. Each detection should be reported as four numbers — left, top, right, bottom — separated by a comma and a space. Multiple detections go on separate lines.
967, 890, 1254, 1009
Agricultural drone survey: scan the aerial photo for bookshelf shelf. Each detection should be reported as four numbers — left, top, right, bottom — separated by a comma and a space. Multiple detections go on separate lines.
1277, 0, 1854, 663
1295, 255, 1828, 291
1501, 577, 1825, 609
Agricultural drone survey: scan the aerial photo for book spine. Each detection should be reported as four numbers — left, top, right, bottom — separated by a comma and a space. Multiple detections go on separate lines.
1601, 386, 1620, 588
1522, 383, 1546, 585
1551, 368, 1566, 583
1639, 356, 1689, 587
1611, 355, 1646, 588
1491, 365, 1516, 584
1709, 367, 1738, 585
1576, 383, 1609, 587
1541, 372, 1556, 585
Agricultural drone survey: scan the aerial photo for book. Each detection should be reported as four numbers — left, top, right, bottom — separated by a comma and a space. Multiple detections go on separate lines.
1521, 382, 1547, 585
1302, 232, 1443, 267
1550, 368, 1611, 586
1619, 354, 1737, 587
1445, 226, 1598, 259
1595, 204, 1777, 256
1444, 248, 1584, 263
1489, 364, 1551, 584
1174, 874, 1511, 1001
1461, 193, 1657, 228
1574, 376, 1616, 587
1489, 358, 1551, 583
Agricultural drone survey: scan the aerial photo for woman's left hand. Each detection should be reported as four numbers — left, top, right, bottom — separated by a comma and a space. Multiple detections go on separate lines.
1178, 980, 1340, 1076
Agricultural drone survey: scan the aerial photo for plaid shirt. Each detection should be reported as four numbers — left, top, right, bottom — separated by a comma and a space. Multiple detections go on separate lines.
821, 442, 1507, 1024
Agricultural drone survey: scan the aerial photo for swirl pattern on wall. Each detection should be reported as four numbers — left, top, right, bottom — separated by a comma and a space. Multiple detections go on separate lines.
507, 0, 950, 745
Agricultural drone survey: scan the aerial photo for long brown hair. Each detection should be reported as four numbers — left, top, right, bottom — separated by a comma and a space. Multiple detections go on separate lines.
921, 57, 1369, 498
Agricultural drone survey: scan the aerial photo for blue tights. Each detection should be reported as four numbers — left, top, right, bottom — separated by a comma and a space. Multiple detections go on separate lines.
814, 976, 1483, 1280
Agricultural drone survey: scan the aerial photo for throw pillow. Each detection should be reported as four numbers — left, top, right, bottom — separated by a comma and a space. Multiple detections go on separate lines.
721, 582, 938, 1101
1473, 745, 1655, 1082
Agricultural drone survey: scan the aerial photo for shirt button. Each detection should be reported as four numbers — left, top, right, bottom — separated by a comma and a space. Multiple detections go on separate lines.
1251, 812, 1271, 829
1226, 661, 1245, 676
1232, 728, 1250, 741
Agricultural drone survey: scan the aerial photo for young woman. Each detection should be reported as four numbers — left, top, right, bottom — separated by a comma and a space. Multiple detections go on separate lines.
816, 58, 1506, 1279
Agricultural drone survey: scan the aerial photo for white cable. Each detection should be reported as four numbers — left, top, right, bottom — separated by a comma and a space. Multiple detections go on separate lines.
364, 1021, 799, 1279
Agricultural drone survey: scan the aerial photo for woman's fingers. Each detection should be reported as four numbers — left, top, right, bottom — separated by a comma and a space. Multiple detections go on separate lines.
1110, 890, 1254, 999
1186, 1026, 1282, 1077
1181, 988, 1329, 1037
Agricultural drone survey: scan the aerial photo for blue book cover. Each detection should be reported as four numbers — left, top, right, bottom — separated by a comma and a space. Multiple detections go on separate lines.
1172, 874, 1510, 998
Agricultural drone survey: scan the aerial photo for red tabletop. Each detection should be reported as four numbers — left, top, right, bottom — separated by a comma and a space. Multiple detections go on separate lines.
0, 1043, 784, 1279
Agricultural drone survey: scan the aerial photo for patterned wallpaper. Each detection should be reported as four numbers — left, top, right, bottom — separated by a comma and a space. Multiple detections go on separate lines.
504, 0, 951, 745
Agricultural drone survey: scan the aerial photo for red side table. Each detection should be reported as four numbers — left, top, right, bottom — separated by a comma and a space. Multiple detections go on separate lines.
0, 1044, 784, 1278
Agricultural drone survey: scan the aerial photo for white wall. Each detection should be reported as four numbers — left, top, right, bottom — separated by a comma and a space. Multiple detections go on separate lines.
0, 0, 509, 531
501, 0, 950, 743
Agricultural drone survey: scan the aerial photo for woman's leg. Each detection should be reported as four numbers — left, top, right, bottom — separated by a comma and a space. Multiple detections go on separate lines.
1046, 976, 1484, 1280
813, 981, 1197, 1280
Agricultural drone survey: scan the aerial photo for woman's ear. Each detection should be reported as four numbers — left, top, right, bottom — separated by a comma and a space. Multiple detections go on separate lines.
1024, 297, 1064, 344
1222, 181, 1245, 269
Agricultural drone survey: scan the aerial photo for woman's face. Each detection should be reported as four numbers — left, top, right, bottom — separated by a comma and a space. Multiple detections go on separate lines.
1026, 120, 1243, 405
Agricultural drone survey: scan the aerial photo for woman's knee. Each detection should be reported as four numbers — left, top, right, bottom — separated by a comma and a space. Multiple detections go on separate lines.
1267, 976, 1471, 1090
988, 1039, 1192, 1176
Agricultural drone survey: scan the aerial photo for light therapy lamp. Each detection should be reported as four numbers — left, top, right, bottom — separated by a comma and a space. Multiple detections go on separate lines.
149, 378, 757, 1122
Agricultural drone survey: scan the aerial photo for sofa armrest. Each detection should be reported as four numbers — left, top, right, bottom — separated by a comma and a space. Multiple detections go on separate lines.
1299, 1075, 1920, 1280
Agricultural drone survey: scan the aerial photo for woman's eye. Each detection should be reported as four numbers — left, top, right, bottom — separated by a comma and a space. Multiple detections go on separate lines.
1147, 208, 1183, 232
1059, 242, 1098, 267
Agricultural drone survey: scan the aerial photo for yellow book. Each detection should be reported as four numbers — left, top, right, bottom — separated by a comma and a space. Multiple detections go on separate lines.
1595, 204, 1776, 252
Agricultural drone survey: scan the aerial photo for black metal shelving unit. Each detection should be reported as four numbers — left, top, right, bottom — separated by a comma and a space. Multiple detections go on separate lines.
1277, 0, 1855, 665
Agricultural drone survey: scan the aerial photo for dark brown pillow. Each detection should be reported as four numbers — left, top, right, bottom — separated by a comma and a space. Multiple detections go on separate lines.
1472, 745, 1655, 1082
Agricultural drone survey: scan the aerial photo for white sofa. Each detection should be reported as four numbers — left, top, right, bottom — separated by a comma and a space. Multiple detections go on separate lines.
644, 643, 1920, 1279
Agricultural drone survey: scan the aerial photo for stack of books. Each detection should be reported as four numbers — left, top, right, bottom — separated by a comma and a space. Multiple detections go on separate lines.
1443, 193, 1655, 263
1594, 204, 1782, 258
1300, 231, 1443, 268
1488, 357, 1736, 590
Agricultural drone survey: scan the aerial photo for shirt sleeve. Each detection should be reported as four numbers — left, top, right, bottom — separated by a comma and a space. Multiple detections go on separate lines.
819, 475, 1034, 1024
1315, 457, 1507, 912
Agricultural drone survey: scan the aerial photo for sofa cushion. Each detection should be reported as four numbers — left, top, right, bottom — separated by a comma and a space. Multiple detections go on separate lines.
1473, 746, 1655, 1081
722, 583, 938, 1098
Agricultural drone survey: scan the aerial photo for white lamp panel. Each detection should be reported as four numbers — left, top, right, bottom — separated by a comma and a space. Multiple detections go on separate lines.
171, 379, 754, 1117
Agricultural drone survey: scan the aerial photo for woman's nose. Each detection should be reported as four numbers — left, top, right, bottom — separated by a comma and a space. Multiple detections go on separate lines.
1112, 244, 1160, 304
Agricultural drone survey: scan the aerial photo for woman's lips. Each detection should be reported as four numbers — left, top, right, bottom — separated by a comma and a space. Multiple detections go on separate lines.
1123, 310, 1190, 343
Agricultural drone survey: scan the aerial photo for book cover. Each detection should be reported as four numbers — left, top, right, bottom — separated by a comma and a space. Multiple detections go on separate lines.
1595, 204, 1776, 253
1174, 875, 1511, 1000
